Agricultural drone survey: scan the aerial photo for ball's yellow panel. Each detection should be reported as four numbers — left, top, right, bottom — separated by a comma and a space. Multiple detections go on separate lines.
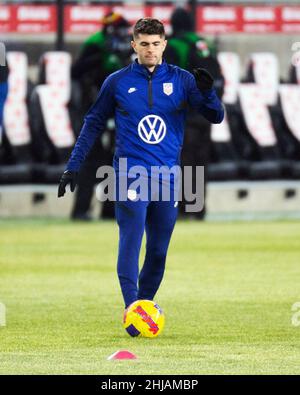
123, 300, 165, 338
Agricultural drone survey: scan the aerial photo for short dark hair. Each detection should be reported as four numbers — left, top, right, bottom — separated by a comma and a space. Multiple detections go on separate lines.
133, 18, 165, 39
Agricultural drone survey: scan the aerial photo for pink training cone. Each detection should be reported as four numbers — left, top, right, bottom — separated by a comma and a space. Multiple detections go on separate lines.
107, 350, 137, 360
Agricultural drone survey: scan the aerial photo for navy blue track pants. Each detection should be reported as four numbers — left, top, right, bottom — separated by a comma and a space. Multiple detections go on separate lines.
115, 198, 178, 308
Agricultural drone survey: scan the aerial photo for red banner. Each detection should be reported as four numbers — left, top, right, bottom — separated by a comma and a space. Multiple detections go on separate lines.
13, 5, 56, 33
242, 6, 281, 33
1, 5, 300, 34
64, 5, 108, 34
0, 5, 13, 33
197, 6, 241, 33
280, 6, 300, 32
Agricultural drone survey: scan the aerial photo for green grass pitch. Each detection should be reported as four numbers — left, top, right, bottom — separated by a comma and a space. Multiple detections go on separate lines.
1, 218, 300, 374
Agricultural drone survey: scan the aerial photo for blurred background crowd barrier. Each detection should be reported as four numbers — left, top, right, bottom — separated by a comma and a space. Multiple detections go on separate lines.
0, 0, 300, 220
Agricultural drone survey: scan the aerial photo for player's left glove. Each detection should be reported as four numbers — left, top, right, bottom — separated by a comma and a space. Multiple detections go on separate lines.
58, 170, 78, 198
193, 68, 214, 92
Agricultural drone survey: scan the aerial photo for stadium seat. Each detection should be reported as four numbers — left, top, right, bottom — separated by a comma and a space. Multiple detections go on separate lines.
277, 84, 300, 178
207, 52, 243, 180
39, 51, 82, 134
39, 51, 72, 103
238, 84, 282, 179
246, 53, 300, 178
217, 52, 240, 105
289, 62, 300, 84
245, 52, 298, 176
30, 51, 75, 183
208, 114, 241, 180
237, 52, 296, 178
246, 52, 279, 106
217, 52, 252, 167
1, 52, 33, 184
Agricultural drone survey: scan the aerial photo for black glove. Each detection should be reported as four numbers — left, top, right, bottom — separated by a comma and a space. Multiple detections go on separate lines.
58, 170, 78, 198
193, 68, 214, 92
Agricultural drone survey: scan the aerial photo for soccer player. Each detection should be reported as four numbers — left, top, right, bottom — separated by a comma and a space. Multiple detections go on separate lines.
58, 18, 224, 310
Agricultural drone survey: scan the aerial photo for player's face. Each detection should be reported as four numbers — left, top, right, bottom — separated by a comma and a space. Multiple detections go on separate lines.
131, 34, 167, 70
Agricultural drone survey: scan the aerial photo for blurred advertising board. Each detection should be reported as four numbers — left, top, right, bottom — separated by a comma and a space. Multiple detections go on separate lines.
1, 4, 300, 34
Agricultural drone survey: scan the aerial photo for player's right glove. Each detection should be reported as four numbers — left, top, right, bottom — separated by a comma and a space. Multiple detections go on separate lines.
58, 170, 78, 198
193, 68, 214, 92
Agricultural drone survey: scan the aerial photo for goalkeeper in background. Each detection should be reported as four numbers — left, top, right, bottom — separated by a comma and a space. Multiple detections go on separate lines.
165, 8, 225, 220
71, 12, 132, 221
58, 18, 224, 311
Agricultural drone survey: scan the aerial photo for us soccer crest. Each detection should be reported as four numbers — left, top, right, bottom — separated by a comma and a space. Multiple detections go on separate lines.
163, 83, 173, 96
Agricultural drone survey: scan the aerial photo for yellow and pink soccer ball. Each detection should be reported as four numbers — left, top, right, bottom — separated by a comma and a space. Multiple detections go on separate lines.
123, 300, 165, 338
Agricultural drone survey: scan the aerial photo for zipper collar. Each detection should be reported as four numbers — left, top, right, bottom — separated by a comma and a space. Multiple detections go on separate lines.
132, 58, 168, 78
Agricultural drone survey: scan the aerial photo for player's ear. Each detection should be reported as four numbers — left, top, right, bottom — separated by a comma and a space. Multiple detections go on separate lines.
162, 39, 167, 52
131, 40, 137, 53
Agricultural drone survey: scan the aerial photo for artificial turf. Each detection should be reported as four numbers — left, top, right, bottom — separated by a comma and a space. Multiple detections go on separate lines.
1, 219, 300, 374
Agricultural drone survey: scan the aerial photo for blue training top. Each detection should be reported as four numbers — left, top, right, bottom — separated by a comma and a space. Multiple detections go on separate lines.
66, 59, 224, 173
